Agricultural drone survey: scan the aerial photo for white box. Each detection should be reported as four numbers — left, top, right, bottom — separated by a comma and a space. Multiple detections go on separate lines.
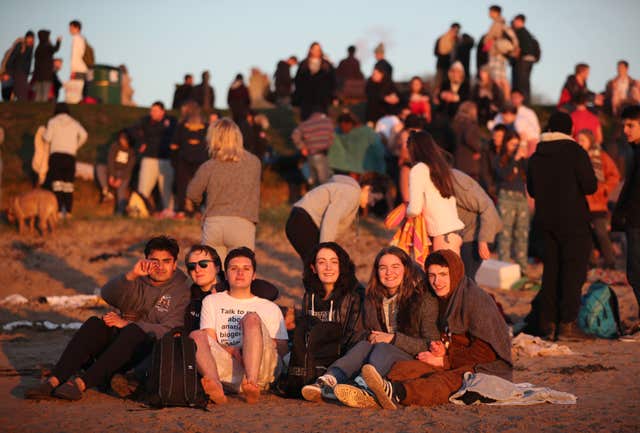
475, 259, 521, 289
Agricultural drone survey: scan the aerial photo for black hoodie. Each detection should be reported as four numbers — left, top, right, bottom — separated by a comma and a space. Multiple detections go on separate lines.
527, 132, 597, 234
33, 30, 60, 82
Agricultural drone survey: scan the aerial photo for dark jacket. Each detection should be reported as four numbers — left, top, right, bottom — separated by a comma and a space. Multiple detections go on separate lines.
302, 287, 364, 352
336, 55, 364, 84
184, 279, 279, 333
227, 81, 250, 122
438, 79, 470, 118
101, 270, 191, 339
514, 27, 537, 60
495, 154, 527, 194
172, 83, 193, 109
365, 78, 399, 123
107, 142, 136, 180
274, 60, 293, 97
612, 142, 640, 230
452, 116, 482, 179
374, 59, 393, 80
33, 30, 60, 82
6, 39, 33, 76
171, 121, 209, 165
193, 83, 215, 109
293, 58, 336, 113
472, 81, 504, 125
527, 132, 597, 234
134, 115, 176, 159
558, 75, 594, 108
362, 290, 439, 356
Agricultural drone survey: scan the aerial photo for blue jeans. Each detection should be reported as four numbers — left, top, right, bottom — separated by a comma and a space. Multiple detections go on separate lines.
328, 341, 413, 382
626, 228, 640, 317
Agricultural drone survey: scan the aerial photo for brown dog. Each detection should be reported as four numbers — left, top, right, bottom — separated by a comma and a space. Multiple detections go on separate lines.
7, 189, 59, 235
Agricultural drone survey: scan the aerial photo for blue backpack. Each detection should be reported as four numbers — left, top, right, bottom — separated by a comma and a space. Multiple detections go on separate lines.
578, 281, 621, 339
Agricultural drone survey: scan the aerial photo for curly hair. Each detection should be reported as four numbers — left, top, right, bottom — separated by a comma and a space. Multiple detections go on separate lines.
302, 242, 358, 300
365, 246, 424, 309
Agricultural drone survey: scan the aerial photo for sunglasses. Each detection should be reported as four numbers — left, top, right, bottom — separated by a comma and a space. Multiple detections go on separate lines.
186, 260, 214, 271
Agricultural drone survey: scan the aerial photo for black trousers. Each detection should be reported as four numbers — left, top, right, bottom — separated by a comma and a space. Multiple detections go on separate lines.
45, 152, 76, 212
174, 159, 202, 213
285, 206, 320, 264
51, 316, 154, 388
460, 241, 483, 280
528, 230, 592, 331
512, 60, 533, 104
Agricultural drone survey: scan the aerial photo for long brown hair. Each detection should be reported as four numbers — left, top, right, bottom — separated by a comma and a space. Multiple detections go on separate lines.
499, 130, 525, 182
366, 246, 423, 309
408, 130, 455, 198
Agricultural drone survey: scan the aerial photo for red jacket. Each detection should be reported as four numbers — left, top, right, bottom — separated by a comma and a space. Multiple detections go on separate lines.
586, 151, 620, 213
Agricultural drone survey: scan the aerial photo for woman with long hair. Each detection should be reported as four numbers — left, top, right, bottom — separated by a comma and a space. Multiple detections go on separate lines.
186, 118, 261, 263
302, 246, 438, 406
406, 130, 464, 253
407, 76, 431, 124
293, 42, 336, 120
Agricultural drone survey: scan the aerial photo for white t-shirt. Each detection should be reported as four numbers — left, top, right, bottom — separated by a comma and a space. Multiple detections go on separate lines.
200, 291, 288, 348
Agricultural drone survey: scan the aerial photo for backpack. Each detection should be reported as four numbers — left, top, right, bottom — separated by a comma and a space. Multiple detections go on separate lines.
530, 36, 541, 63
83, 39, 95, 68
577, 281, 622, 339
146, 329, 208, 409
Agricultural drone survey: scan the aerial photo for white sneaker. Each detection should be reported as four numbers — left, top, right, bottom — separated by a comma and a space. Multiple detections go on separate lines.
301, 374, 337, 402
333, 384, 379, 408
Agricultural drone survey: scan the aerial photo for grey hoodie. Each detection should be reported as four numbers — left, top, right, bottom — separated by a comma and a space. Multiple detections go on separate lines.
101, 269, 190, 338
43, 113, 88, 156
293, 174, 360, 242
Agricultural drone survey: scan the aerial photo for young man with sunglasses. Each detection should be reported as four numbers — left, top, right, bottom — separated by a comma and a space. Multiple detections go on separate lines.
190, 247, 288, 404
24, 236, 190, 401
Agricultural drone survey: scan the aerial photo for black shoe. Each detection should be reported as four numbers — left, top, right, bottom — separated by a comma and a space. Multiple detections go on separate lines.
53, 380, 83, 401
24, 381, 56, 400
556, 322, 595, 342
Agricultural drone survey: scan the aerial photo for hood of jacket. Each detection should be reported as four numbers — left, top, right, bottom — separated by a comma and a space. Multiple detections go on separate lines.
37, 30, 50, 42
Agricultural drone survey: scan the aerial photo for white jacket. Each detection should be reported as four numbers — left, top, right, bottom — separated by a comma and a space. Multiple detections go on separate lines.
407, 162, 464, 236
70, 34, 88, 73
43, 113, 88, 156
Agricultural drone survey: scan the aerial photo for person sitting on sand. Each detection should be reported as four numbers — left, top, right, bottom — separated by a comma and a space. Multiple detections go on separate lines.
332, 249, 512, 409
24, 236, 190, 401
302, 246, 439, 405
189, 247, 288, 404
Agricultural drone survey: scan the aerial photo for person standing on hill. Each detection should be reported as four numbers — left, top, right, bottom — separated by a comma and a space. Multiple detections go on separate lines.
68, 20, 88, 98
293, 42, 336, 121
33, 30, 61, 102
510, 14, 539, 105
274, 55, 297, 106
194, 70, 215, 111
434, 23, 460, 90
5, 30, 34, 101
172, 74, 194, 110
43, 103, 88, 218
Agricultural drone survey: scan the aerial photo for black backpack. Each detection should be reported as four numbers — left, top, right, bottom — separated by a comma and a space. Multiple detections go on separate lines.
146, 329, 208, 409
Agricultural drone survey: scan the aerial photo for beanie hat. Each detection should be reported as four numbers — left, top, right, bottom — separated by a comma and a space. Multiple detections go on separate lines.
546, 111, 573, 135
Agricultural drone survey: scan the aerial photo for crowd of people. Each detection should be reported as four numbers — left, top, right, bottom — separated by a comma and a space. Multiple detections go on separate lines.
6, 4, 640, 412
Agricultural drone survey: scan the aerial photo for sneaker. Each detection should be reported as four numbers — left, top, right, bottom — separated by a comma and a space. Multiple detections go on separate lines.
24, 380, 56, 400
301, 374, 337, 402
333, 384, 379, 409
361, 364, 398, 410
53, 380, 83, 401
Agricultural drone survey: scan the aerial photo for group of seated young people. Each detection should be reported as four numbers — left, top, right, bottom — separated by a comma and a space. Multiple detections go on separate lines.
25, 235, 511, 410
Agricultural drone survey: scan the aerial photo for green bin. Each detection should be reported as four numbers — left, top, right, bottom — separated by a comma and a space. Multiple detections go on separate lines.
87, 64, 122, 104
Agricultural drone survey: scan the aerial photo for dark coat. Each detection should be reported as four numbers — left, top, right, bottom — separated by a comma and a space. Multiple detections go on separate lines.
452, 116, 482, 179
227, 82, 250, 122
336, 55, 364, 84
171, 121, 209, 165
172, 83, 193, 109
612, 142, 640, 230
527, 132, 597, 234
193, 83, 215, 109
274, 60, 292, 97
365, 78, 399, 123
293, 58, 336, 117
438, 79, 470, 118
6, 40, 33, 76
133, 115, 177, 159
33, 30, 60, 82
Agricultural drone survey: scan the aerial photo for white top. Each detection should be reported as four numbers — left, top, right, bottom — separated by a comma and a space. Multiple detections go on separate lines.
200, 291, 288, 348
43, 113, 88, 156
406, 162, 464, 236
375, 115, 402, 145
488, 105, 541, 143
70, 34, 88, 73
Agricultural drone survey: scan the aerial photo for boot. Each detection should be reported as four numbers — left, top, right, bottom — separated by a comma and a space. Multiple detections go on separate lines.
556, 321, 594, 342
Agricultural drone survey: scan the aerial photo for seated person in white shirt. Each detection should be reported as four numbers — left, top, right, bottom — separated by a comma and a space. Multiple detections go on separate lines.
190, 247, 289, 404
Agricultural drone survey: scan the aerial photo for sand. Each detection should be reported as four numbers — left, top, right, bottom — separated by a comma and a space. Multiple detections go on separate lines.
1, 217, 639, 433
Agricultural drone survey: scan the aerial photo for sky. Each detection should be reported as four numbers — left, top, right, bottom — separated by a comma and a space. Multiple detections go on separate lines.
2, 0, 640, 108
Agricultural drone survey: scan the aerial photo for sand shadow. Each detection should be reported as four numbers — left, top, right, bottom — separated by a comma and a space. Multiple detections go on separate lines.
12, 241, 100, 294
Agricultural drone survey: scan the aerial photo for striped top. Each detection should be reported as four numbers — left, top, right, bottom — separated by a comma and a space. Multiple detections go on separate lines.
291, 113, 335, 155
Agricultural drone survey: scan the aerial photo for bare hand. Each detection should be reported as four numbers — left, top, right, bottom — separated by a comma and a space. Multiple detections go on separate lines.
429, 340, 446, 357
103, 312, 130, 328
127, 259, 158, 280
139, 144, 147, 154
478, 241, 491, 260
368, 330, 394, 344
416, 350, 444, 367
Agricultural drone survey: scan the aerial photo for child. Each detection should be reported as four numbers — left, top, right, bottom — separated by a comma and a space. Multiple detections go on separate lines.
495, 130, 529, 275
107, 129, 136, 215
